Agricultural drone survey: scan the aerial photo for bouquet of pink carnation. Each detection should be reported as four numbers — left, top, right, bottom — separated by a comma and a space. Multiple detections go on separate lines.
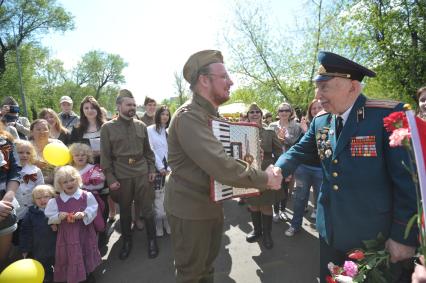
326, 234, 390, 283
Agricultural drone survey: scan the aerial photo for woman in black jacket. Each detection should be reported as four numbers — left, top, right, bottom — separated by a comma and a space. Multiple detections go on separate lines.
69, 96, 106, 164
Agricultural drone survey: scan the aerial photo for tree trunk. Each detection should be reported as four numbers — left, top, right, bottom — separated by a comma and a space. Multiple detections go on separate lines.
307, 0, 322, 103
0, 50, 6, 76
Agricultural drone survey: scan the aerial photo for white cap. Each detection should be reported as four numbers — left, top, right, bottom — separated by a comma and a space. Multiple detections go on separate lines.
59, 96, 73, 104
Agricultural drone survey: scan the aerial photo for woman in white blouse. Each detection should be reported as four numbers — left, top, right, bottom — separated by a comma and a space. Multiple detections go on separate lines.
147, 105, 171, 237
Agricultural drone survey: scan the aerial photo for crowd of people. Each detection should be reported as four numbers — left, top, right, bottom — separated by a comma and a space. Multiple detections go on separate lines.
0, 49, 425, 283
0, 93, 170, 282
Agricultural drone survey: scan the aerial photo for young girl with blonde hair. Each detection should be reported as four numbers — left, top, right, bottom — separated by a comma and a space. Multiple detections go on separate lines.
15, 140, 44, 221
45, 166, 101, 283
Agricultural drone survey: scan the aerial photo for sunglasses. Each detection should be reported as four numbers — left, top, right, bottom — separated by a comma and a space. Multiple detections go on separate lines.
248, 110, 261, 114
278, 109, 291, 113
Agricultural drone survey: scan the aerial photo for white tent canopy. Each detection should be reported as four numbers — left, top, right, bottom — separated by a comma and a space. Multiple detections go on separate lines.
218, 103, 249, 115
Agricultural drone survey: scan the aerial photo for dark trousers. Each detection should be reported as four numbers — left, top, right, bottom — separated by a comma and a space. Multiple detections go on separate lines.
110, 175, 154, 239
273, 180, 289, 213
319, 237, 346, 283
168, 214, 224, 283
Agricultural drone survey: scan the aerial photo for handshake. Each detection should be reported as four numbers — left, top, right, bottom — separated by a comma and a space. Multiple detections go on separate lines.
265, 165, 283, 190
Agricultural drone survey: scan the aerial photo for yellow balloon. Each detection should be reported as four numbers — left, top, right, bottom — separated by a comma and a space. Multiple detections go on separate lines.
43, 142, 71, 166
0, 259, 44, 283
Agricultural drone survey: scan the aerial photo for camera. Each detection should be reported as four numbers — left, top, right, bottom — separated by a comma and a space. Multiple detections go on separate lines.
8, 105, 20, 114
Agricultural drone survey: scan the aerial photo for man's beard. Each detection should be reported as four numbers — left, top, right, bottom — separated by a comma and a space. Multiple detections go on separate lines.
121, 110, 135, 118
213, 95, 229, 106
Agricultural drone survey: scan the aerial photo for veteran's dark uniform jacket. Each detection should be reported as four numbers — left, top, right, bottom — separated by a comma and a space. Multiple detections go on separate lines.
165, 94, 269, 220
276, 94, 417, 251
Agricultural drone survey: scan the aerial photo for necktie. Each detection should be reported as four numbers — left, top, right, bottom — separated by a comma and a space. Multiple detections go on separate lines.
336, 116, 343, 139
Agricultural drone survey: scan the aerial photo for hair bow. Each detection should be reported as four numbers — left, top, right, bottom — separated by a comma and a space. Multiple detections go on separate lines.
23, 173, 38, 184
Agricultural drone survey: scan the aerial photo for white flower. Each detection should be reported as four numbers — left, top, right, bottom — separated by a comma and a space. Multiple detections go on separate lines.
336, 275, 354, 283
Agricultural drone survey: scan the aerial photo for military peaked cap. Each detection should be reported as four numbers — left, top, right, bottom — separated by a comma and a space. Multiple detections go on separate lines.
314, 51, 376, 82
183, 50, 224, 84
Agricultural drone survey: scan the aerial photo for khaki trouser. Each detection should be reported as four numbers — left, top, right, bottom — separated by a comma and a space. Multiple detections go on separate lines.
168, 214, 224, 283
110, 175, 154, 239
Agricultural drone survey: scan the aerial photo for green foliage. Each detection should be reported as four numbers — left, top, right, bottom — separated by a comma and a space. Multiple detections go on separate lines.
161, 95, 191, 114
351, 0, 426, 103
224, 0, 425, 110
0, 43, 124, 120
73, 50, 127, 100
0, 0, 74, 75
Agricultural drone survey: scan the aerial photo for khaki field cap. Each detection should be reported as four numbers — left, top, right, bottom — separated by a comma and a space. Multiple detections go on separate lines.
116, 89, 134, 103
247, 103, 263, 116
183, 50, 224, 84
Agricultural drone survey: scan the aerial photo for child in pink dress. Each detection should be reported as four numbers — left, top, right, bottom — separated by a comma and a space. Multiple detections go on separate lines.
45, 166, 101, 283
69, 143, 106, 234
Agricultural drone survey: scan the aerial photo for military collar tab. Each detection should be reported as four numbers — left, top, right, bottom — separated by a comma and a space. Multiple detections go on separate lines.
193, 94, 218, 116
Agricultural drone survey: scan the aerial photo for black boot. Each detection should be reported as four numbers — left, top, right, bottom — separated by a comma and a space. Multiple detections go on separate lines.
246, 211, 262, 243
119, 238, 132, 260
261, 214, 273, 249
145, 217, 159, 258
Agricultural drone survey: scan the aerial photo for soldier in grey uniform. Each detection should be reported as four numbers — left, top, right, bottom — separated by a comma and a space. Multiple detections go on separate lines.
164, 50, 283, 283
100, 89, 158, 260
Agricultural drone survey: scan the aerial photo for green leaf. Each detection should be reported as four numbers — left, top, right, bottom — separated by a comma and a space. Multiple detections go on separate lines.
363, 238, 379, 250
368, 268, 388, 283
404, 213, 418, 239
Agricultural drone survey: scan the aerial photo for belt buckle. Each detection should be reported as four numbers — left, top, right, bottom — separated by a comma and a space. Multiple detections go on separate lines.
128, 158, 136, 165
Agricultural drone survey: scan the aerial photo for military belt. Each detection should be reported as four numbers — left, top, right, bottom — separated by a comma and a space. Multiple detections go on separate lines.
114, 155, 145, 165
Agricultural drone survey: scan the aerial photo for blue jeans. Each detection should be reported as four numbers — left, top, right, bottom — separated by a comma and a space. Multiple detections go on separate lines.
290, 164, 323, 230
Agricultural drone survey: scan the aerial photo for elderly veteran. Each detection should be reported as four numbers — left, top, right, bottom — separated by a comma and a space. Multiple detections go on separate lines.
100, 89, 158, 260
164, 50, 283, 283
244, 103, 283, 249
275, 51, 418, 282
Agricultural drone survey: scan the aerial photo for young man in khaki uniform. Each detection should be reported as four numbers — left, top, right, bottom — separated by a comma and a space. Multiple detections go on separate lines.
100, 89, 158, 260
141, 97, 156, 126
164, 50, 283, 283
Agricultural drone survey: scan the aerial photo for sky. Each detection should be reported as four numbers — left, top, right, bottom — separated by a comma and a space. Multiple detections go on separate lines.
41, 0, 304, 105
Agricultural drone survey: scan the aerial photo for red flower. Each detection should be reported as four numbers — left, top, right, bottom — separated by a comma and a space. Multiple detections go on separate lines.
383, 111, 408, 132
348, 250, 365, 261
325, 275, 337, 283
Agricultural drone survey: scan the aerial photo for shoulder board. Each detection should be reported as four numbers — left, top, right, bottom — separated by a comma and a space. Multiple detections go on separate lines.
176, 106, 191, 117
365, 99, 400, 109
316, 110, 329, 117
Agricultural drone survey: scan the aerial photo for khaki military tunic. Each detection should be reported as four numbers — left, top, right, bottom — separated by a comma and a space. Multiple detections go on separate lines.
165, 94, 269, 283
100, 115, 156, 238
100, 116, 155, 183
246, 127, 284, 206
165, 94, 269, 219
141, 113, 154, 126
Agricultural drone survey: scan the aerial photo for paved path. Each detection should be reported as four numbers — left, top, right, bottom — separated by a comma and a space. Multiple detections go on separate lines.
95, 199, 320, 283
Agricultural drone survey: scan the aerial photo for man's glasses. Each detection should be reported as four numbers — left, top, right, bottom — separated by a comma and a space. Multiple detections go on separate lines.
208, 73, 231, 81
278, 109, 291, 113
249, 110, 261, 114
